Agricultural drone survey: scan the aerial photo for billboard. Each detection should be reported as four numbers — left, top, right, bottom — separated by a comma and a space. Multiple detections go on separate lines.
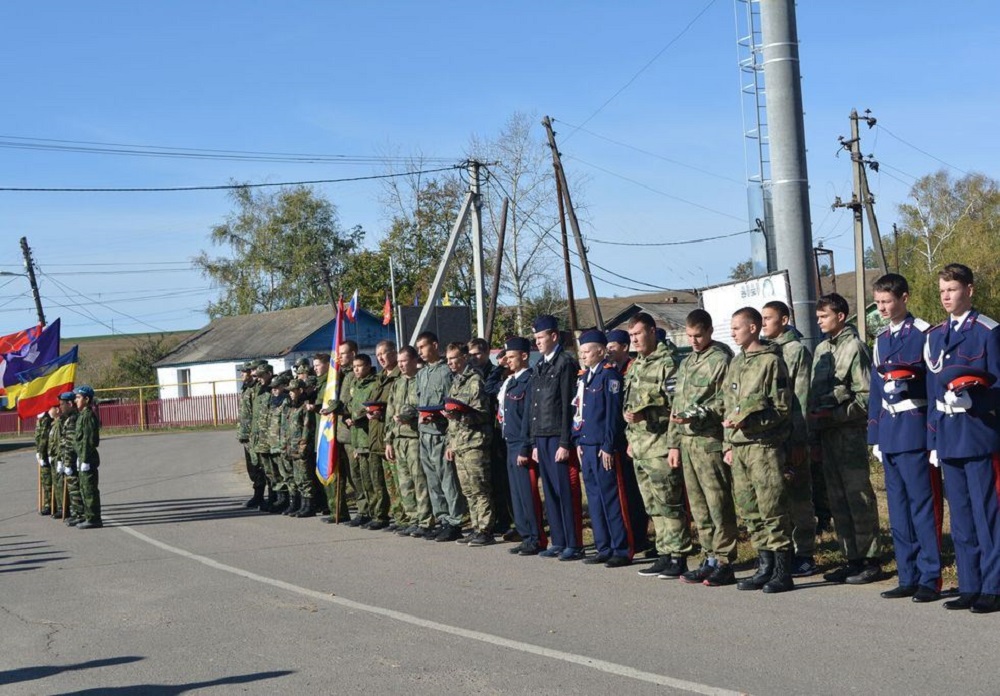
700, 271, 793, 351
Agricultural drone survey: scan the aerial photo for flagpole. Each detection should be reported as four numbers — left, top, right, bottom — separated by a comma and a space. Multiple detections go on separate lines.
389, 257, 402, 347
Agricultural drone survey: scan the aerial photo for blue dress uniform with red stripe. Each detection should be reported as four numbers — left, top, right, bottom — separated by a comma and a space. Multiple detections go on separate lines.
868, 315, 943, 594
925, 310, 1000, 611
572, 335, 631, 565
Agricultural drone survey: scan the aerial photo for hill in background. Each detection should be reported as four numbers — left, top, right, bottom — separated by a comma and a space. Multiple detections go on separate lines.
64, 330, 197, 389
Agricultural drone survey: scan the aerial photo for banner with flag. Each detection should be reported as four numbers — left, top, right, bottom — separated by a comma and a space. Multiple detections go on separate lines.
381, 294, 392, 326
346, 289, 359, 322
7, 345, 78, 418
0, 323, 42, 354
315, 298, 345, 484
0, 318, 61, 390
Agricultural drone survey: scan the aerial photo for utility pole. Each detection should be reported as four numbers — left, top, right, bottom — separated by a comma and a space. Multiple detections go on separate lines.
388, 256, 402, 347
484, 198, 508, 345
469, 161, 487, 337
892, 223, 900, 272
542, 115, 602, 330
19, 236, 46, 327
555, 172, 578, 332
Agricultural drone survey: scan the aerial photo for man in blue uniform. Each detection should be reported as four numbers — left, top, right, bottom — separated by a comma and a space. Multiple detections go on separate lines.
573, 329, 632, 567
527, 315, 583, 561
868, 273, 942, 603
924, 263, 1000, 613
501, 337, 548, 556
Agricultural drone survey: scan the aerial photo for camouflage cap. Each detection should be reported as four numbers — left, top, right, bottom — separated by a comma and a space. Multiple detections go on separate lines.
288, 378, 305, 390
272, 373, 291, 388
254, 363, 273, 376
239, 362, 254, 372
305, 375, 318, 388
294, 357, 311, 368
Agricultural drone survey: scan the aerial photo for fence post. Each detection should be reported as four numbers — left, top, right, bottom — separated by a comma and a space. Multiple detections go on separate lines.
211, 381, 219, 427
139, 387, 146, 432
16, 414, 21, 436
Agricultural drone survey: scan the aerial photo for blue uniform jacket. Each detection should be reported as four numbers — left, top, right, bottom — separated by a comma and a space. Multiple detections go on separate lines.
924, 310, 1000, 458
867, 314, 930, 453
501, 369, 532, 447
571, 362, 625, 454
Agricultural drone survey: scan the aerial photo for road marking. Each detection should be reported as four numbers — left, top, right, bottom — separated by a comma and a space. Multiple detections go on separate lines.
113, 521, 746, 695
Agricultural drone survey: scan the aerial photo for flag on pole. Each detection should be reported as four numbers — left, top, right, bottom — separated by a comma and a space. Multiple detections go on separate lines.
315, 298, 345, 484
7, 345, 78, 417
381, 294, 392, 326
0, 318, 61, 389
346, 289, 359, 322
0, 323, 42, 354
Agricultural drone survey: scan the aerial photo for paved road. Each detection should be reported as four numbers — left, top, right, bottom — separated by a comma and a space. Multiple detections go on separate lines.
1, 430, 997, 695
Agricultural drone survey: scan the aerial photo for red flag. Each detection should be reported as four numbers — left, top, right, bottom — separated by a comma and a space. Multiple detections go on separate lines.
0, 323, 42, 354
382, 295, 392, 326
315, 297, 345, 483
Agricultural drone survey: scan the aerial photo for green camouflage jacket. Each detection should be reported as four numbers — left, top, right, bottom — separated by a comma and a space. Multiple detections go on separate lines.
368, 366, 399, 451
334, 370, 355, 445
250, 384, 272, 454
809, 325, 871, 429
415, 360, 453, 435
266, 393, 288, 455
35, 413, 53, 462
445, 366, 491, 454
386, 373, 419, 444
237, 381, 255, 443
60, 411, 79, 467
666, 341, 732, 449
348, 372, 377, 453
623, 342, 679, 459
773, 328, 812, 446
74, 406, 101, 467
723, 341, 790, 446
48, 417, 61, 464
285, 396, 316, 461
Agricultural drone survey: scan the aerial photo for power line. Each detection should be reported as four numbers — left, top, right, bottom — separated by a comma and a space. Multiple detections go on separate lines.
0, 260, 191, 267
587, 229, 752, 247
0, 165, 464, 193
38, 271, 166, 334
876, 125, 969, 176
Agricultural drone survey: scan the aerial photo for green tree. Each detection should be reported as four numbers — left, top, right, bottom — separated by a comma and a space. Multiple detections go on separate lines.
194, 185, 364, 317
729, 259, 754, 281
91, 335, 183, 398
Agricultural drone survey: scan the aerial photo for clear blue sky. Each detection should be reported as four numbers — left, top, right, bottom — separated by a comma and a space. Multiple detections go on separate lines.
1, 1, 997, 337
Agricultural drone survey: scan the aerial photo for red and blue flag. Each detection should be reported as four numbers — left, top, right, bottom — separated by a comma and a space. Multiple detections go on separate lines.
315, 297, 345, 484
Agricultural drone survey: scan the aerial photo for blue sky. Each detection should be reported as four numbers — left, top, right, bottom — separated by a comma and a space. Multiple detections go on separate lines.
1, 1, 997, 337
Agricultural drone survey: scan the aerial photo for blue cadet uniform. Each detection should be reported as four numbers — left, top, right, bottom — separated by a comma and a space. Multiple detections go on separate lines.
924, 310, 1000, 609
526, 314, 583, 559
868, 314, 943, 593
500, 337, 548, 555
572, 329, 631, 564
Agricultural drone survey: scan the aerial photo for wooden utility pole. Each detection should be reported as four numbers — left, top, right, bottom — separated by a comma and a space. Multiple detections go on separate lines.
542, 116, 603, 330
19, 236, 46, 327
554, 173, 578, 332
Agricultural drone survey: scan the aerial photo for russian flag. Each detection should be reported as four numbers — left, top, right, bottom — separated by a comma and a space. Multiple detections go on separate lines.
315, 298, 345, 484
8, 345, 78, 418
346, 289, 359, 322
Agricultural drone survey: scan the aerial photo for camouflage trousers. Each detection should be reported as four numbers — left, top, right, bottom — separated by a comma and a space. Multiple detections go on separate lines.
785, 444, 817, 555
818, 426, 881, 561
65, 473, 84, 519
322, 442, 352, 521
79, 468, 102, 523
376, 450, 408, 526
273, 452, 294, 493
51, 468, 65, 515
631, 455, 693, 556
730, 441, 792, 552
243, 446, 267, 490
292, 455, 318, 500
678, 436, 738, 562
419, 432, 467, 527
452, 446, 494, 533
355, 451, 390, 521
39, 460, 52, 509
393, 438, 433, 527
256, 452, 280, 490
346, 442, 373, 517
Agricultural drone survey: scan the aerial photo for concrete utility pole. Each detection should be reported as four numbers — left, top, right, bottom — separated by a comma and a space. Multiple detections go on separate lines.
759, 0, 816, 344
484, 198, 508, 345
469, 161, 487, 338
19, 236, 46, 327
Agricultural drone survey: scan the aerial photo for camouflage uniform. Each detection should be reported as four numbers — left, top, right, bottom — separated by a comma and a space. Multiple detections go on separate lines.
267, 391, 291, 493
386, 370, 433, 528
623, 342, 692, 557
369, 366, 406, 526
349, 371, 389, 522
809, 325, 880, 562
772, 327, 817, 556
331, 370, 364, 516
446, 366, 494, 534
35, 412, 54, 512
250, 382, 278, 492
48, 415, 63, 516
237, 376, 267, 495
286, 391, 317, 507
61, 409, 82, 521
723, 342, 793, 551
666, 341, 738, 562
75, 405, 102, 524
416, 360, 466, 527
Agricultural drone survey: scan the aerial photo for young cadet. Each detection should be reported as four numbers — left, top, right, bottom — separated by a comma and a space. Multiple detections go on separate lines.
527, 315, 584, 561
761, 300, 818, 577
237, 362, 267, 509
624, 313, 693, 578
501, 337, 548, 556
573, 329, 632, 567
286, 378, 318, 517
73, 385, 102, 529
35, 405, 55, 515
925, 263, 1000, 613
668, 309, 738, 586
349, 354, 390, 530
369, 341, 405, 532
867, 273, 942, 602
48, 399, 66, 518
810, 293, 882, 585
723, 307, 794, 593
60, 392, 83, 526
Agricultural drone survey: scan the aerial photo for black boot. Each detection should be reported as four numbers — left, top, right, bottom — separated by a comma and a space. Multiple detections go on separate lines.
245, 487, 265, 509
269, 491, 288, 514
762, 549, 795, 594
259, 488, 276, 513
295, 497, 316, 518
737, 550, 775, 591
282, 493, 300, 516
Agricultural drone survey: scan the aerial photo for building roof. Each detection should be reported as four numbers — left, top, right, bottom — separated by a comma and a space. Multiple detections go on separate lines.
571, 290, 700, 330
154, 305, 379, 368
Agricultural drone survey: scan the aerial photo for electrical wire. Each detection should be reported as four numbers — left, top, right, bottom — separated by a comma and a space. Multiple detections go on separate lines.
38, 270, 166, 334
586, 229, 752, 247
875, 125, 969, 176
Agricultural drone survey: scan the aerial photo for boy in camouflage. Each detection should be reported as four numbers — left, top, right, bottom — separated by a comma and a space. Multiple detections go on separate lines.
35, 405, 55, 515
667, 309, 738, 586
809, 293, 882, 585
285, 378, 317, 517
369, 341, 406, 531
348, 354, 390, 529
723, 307, 794, 593
60, 393, 83, 526
73, 385, 102, 529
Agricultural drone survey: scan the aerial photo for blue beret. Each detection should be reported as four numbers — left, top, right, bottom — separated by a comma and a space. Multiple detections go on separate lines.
58, 391, 76, 402
578, 329, 607, 346
74, 385, 95, 398
531, 314, 559, 333
655, 327, 667, 342
607, 329, 629, 346
504, 337, 531, 353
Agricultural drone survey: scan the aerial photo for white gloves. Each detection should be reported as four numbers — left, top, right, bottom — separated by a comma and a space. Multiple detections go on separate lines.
80, 463, 91, 472
929, 450, 939, 467
871, 445, 883, 463
56, 462, 63, 474
64, 466, 75, 476
883, 380, 906, 396
944, 390, 973, 410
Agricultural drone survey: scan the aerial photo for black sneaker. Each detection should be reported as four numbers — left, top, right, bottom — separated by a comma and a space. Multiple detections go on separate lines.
348, 515, 370, 528
824, 561, 863, 583
680, 560, 714, 584
657, 556, 688, 579
398, 524, 418, 537
637, 557, 672, 577
435, 524, 462, 542
468, 532, 496, 547
76, 520, 103, 529
703, 563, 736, 587
367, 520, 389, 531
790, 556, 819, 578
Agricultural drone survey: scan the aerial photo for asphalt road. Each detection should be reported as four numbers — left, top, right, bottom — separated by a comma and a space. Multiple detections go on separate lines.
1, 430, 998, 696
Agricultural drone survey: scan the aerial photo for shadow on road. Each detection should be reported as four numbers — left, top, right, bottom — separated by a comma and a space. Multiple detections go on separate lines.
0, 535, 68, 575
104, 496, 264, 527
0, 655, 145, 687
58, 669, 295, 695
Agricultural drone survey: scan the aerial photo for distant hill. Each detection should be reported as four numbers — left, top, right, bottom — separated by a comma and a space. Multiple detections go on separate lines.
63, 330, 198, 386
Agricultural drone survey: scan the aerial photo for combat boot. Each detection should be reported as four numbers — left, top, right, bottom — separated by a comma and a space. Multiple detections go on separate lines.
282, 493, 300, 516
295, 497, 316, 518
762, 549, 795, 594
259, 488, 276, 513
737, 550, 775, 591
245, 487, 265, 509
269, 491, 288, 514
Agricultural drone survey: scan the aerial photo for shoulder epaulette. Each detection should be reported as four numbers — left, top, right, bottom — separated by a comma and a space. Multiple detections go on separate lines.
929, 320, 948, 333
875, 325, 890, 338
976, 314, 999, 330
912, 318, 931, 332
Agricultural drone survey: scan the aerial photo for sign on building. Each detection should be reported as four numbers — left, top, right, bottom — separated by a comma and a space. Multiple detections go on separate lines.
700, 271, 793, 351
